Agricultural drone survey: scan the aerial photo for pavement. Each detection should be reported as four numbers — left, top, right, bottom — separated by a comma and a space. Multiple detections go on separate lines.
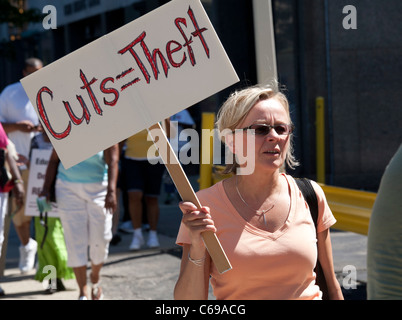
0, 176, 368, 301
0, 200, 187, 301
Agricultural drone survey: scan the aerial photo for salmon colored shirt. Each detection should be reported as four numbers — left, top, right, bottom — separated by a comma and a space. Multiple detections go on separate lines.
176, 174, 336, 300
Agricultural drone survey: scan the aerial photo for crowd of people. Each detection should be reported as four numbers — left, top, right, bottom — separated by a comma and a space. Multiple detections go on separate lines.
0, 57, 176, 300
1, 58, 399, 301
0, 58, 43, 297
0, 59, 345, 300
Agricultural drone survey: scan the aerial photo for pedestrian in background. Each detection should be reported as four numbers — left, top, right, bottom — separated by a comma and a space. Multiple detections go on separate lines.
121, 119, 173, 251
122, 129, 165, 250
367, 143, 402, 299
0, 123, 24, 296
31, 132, 75, 294
41, 145, 119, 300
174, 83, 344, 300
0, 57, 43, 274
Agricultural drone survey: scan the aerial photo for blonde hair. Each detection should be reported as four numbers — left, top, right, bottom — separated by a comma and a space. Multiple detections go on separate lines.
216, 83, 299, 173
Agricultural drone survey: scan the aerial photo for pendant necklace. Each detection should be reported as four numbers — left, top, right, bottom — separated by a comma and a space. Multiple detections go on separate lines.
235, 175, 281, 226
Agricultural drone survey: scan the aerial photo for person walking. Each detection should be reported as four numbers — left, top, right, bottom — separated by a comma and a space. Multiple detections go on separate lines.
0, 123, 25, 296
122, 120, 172, 251
367, 143, 402, 299
30, 132, 75, 294
0, 57, 43, 273
40, 145, 119, 300
174, 83, 344, 300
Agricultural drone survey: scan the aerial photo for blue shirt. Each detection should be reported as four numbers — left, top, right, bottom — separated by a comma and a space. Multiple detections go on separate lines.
57, 152, 107, 183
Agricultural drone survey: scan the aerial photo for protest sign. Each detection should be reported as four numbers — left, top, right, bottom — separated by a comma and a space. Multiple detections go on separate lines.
21, 0, 238, 274
25, 149, 58, 217
20, 0, 239, 169
148, 123, 232, 273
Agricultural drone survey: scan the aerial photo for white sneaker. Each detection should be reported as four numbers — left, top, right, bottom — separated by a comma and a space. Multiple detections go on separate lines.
19, 238, 37, 274
129, 233, 144, 251
147, 231, 160, 248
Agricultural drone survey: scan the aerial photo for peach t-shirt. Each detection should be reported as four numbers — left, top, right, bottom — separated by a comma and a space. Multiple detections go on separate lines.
176, 174, 336, 300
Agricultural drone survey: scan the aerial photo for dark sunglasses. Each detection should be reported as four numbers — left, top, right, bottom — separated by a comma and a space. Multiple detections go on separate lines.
237, 123, 295, 136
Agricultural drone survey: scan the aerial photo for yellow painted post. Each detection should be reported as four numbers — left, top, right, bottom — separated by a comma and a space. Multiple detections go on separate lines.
199, 112, 215, 190
316, 97, 325, 184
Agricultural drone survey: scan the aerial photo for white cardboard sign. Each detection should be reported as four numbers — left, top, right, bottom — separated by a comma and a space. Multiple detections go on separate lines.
24, 148, 59, 217
21, 0, 239, 169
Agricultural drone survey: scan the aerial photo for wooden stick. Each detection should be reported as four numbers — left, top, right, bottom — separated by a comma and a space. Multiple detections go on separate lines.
148, 123, 232, 274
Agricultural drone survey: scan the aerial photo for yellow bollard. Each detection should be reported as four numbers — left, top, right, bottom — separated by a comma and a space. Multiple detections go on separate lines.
316, 97, 325, 184
199, 112, 215, 190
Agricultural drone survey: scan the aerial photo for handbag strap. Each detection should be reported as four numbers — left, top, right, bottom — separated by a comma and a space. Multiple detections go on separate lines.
39, 210, 48, 249
295, 178, 319, 230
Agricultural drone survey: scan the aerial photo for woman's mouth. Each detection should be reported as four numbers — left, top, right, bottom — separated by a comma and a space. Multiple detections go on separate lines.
264, 150, 280, 156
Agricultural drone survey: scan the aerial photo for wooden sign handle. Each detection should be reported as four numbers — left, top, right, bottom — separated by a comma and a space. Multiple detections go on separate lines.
148, 123, 232, 274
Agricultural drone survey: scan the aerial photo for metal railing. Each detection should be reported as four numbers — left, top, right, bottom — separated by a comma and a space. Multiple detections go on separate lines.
319, 184, 376, 235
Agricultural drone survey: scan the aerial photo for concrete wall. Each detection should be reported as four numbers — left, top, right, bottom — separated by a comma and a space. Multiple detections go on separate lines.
328, 0, 402, 190
289, 0, 402, 191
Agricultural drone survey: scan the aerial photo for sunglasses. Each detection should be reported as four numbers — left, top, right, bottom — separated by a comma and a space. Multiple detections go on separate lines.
237, 123, 295, 136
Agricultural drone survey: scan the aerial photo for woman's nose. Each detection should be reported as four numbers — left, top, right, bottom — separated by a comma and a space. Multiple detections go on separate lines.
265, 127, 279, 141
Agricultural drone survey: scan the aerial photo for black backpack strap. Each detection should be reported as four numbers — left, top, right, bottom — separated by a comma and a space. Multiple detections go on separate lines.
295, 178, 319, 229
295, 177, 330, 299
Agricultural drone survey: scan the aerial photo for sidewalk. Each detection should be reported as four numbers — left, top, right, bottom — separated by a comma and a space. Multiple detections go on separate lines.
0, 202, 187, 300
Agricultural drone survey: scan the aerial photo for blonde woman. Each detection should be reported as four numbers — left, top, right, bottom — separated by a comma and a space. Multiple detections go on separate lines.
174, 84, 343, 300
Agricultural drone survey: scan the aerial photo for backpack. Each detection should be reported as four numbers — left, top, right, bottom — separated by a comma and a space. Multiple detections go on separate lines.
295, 177, 330, 300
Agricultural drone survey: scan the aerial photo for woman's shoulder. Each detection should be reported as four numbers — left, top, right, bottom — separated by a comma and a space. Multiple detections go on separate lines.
195, 180, 229, 208
285, 174, 326, 197
196, 180, 224, 198
308, 179, 327, 201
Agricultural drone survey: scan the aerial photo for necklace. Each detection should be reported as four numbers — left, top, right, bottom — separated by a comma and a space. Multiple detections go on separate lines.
235, 175, 280, 226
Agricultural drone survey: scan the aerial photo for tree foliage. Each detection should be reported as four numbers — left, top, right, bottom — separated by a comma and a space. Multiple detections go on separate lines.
0, 0, 43, 28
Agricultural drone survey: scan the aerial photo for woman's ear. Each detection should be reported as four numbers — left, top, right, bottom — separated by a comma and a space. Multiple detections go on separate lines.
224, 131, 235, 154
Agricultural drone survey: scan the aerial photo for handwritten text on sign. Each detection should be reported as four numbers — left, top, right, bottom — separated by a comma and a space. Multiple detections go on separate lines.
37, 6, 208, 141
21, 0, 239, 169
25, 149, 59, 218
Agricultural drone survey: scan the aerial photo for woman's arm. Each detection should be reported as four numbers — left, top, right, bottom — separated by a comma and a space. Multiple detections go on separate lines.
2, 120, 37, 133
174, 202, 216, 300
5, 148, 24, 207
310, 180, 344, 300
317, 229, 344, 300
103, 144, 119, 214
174, 244, 211, 300
40, 149, 59, 201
